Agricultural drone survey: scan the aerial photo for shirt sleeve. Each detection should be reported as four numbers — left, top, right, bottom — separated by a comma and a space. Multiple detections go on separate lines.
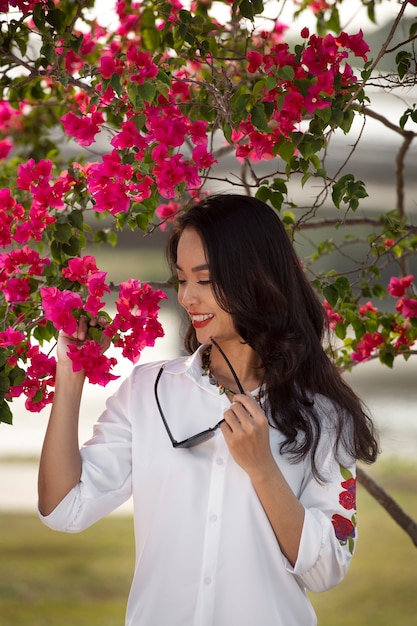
285, 405, 357, 592
38, 374, 134, 533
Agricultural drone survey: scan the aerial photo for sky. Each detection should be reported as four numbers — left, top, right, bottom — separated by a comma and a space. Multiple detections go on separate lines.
92, 0, 404, 36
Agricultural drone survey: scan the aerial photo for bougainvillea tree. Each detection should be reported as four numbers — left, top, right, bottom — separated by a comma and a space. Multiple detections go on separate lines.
0, 0, 416, 542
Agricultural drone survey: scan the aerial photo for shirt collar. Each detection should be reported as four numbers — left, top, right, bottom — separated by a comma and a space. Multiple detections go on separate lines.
161, 344, 209, 382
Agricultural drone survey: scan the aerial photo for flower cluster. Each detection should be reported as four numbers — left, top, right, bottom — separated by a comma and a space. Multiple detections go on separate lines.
323, 273, 417, 366
0, 246, 166, 414
1, 0, 417, 424
39, 264, 167, 387
237, 28, 369, 160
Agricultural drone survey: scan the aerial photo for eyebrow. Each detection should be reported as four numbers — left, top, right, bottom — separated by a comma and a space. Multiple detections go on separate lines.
175, 263, 209, 272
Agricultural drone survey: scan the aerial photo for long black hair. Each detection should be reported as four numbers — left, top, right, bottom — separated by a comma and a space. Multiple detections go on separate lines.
166, 194, 378, 476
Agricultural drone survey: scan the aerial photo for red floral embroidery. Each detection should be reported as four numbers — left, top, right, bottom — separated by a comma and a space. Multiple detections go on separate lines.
331, 514, 355, 541
332, 466, 357, 554
339, 477, 356, 510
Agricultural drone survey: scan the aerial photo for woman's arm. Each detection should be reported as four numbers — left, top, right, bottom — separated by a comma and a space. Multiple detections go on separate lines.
38, 318, 107, 516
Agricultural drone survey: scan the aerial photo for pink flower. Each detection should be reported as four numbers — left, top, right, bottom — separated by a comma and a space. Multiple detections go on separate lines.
84, 295, 106, 317
110, 120, 148, 151
67, 340, 119, 386
396, 297, 417, 319
87, 271, 110, 297
105, 279, 167, 363
351, 331, 384, 362
127, 47, 158, 85
155, 200, 181, 230
392, 322, 415, 349
192, 145, 217, 168
359, 301, 378, 316
387, 275, 414, 298
247, 51, 263, 74
190, 120, 209, 147
153, 154, 191, 198
61, 111, 104, 146
0, 327, 26, 348
337, 30, 370, 61
323, 299, 343, 330
40, 286, 83, 335
3, 277, 31, 302
16, 158, 52, 190
0, 138, 13, 159
62, 256, 99, 284
99, 55, 124, 79
26, 345, 56, 380
86, 153, 134, 214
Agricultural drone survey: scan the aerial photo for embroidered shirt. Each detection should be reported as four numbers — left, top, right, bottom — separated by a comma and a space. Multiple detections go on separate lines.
39, 345, 357, 626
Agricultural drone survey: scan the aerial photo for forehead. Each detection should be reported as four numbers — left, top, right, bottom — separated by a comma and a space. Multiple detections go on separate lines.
176, 228, 208, 268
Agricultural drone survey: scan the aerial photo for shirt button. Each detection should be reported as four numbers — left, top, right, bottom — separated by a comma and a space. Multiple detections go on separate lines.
210, 514, 218, 523
216, 457, 224, 465
204, 577, 212, 585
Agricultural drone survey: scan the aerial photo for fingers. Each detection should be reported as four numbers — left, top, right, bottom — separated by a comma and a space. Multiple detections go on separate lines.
75, 315, 89, 341
223, 393, 266, 432
62, 315, 110, 343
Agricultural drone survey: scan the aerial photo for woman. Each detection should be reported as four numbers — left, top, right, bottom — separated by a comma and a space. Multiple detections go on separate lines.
38, 194, 378, 626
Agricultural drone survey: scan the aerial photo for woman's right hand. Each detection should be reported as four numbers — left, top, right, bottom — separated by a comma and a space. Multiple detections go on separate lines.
56, 315, 112, 367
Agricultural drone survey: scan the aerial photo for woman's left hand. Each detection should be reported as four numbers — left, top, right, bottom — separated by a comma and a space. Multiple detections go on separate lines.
221, 393, 276, 478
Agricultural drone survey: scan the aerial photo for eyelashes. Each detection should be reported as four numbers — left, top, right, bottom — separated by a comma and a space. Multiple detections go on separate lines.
177, 279, 212, 285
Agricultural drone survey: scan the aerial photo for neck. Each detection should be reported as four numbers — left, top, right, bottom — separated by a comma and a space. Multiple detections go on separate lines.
208, 339, 263, 394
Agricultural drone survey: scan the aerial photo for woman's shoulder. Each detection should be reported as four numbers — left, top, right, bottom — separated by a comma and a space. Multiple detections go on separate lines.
131, 354, 191, 379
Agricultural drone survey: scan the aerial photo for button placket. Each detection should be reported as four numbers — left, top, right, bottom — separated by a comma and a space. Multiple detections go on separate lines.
194, 432, 227, 626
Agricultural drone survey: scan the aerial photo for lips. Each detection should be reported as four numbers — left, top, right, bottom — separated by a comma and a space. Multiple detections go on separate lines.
189, 313, 214, 328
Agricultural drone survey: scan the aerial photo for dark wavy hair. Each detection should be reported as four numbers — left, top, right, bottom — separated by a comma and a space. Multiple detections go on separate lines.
166, 194, 378, 476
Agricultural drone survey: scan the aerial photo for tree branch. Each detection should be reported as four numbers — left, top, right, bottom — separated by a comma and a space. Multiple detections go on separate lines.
357, 466, 417, 547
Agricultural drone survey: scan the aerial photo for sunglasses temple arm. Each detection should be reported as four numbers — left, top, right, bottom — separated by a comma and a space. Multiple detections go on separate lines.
154, 365, 178, 446
210, 337, 245, 394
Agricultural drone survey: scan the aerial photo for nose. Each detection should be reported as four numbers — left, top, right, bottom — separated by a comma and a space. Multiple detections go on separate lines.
179, 282, 200, 308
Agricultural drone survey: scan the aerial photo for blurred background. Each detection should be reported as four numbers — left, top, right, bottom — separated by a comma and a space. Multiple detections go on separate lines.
1, 5, 417, 625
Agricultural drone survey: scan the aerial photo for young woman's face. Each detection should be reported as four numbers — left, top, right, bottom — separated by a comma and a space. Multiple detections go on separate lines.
176, 227, 238, 345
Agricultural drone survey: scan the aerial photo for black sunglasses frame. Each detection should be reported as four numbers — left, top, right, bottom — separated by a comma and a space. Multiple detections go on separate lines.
154, 337, 244, 449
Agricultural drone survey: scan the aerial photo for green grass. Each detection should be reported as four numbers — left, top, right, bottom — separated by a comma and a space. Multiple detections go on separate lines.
0, 459, 416, 625
0, 515, 134, 626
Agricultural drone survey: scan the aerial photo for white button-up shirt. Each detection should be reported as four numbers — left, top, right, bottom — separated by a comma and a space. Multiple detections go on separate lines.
40, 346, 357, 626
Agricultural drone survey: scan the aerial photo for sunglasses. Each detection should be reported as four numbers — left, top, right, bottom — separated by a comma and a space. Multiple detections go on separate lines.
154, 337, 244, 448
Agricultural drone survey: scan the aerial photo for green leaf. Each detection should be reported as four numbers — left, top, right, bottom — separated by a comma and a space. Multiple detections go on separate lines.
54, 222, 72, 243
0, 399, 12, 425
277, 65, 295, 82
45, 8, 67, 32
142, 28, 161, 53
239, 0, 254, 20
379, 351, 394, 368
62, 236, 82, 256
251, 103, 269, 132
233, 93, 252, 119
340, 465, 353, 480
8, 366, 25, 387
255, 186, 270, 203
137, 81, 157, 104
335, 322, 346, 340
277, 141, 295, 163
396, 50, 412, 80
323, 284, 338, 307
265, 75, 277, 91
